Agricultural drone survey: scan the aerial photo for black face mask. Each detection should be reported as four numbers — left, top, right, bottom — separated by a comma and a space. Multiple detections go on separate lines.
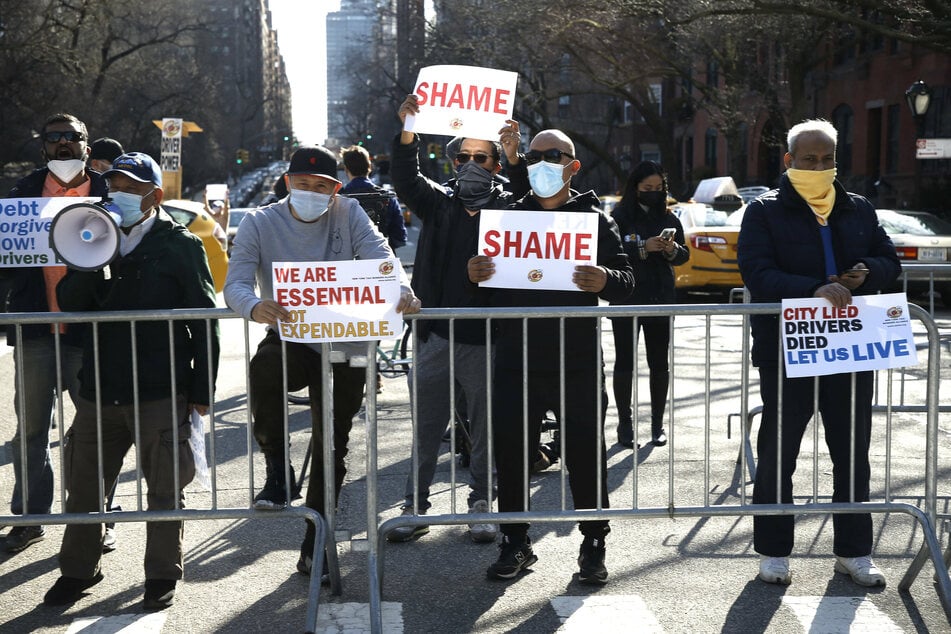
454, 161, 495, 210
637, 190, 667, 212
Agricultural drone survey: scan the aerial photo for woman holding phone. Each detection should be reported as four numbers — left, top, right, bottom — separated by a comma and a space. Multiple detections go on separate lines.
609, 161, 689, 448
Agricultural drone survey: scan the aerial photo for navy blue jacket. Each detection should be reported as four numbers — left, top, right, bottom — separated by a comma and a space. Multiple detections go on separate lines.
340, 176, 407, 251
737, 173, 901, 366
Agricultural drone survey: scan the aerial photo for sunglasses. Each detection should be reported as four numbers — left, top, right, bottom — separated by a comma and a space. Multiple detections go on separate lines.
524, 148, 574, 165
455, 152, 493, 165
43, 131, 85, 144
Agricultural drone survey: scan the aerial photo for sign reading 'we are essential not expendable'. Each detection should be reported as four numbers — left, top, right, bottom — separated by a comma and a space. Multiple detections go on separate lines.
404, 65, 518, 140
476, 209, 600, 291
781, 293, 918, 377
272, 259, 403, 344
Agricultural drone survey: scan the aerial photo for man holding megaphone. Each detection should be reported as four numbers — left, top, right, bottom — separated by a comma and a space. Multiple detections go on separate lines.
42, 152, 220, 611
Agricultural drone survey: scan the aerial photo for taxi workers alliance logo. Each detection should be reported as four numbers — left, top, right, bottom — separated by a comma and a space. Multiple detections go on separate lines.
886, 305, 903, 319
379, 260, 394, 276
163, 119, 181, 137
449, 117, 464, 130
527, 269, 543, 283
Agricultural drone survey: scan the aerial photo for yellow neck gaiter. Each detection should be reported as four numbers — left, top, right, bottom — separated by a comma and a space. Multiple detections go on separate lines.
787, 168, 837, 225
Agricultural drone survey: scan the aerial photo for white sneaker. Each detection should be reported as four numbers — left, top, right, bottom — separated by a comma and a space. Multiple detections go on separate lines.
834, 555, 886, 587
468, 500, 497, 544
758, 555, 791, 585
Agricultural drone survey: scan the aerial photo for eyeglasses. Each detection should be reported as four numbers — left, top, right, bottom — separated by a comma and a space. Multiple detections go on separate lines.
43, 131, 85, 144
455, 152, 493, 165
524, 148, 574, 165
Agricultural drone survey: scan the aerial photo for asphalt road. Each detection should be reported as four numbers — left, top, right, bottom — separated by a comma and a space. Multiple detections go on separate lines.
0, 219, 950, 632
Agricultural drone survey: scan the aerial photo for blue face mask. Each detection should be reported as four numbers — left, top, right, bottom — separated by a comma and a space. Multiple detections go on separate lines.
290, 188, 332, 222
528, 161, 568, 198
110, 190, 153, 227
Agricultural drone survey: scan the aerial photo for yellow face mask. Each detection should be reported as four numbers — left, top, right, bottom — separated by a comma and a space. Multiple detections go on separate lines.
787, 168, 837, 225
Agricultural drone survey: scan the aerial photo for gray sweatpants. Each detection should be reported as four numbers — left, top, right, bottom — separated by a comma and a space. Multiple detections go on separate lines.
404, 332, 493, 509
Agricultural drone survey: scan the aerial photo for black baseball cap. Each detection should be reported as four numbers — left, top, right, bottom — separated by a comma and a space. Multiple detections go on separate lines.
89, 137, 124, 163
287, 146, 340, 183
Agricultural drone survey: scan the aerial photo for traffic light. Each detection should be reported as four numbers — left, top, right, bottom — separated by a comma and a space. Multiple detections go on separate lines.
235, 149, 249, 165
427, 143, 438, 160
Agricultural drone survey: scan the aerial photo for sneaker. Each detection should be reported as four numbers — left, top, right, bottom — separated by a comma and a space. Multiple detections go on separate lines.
43, 572, 104, 606
386, 506, 429, 542
486, 535, 537, 580
102, 527, 117, 553
297, 554, 331, 585
5, 525, 45, 553
253, 464, 297, 510
651, 426, 668, 447
577, 536, 608, 585
143, 579, 176, 610
468, 500, 497, 544
758, 555, 792, 585
834, 555, 886, 587
531, 451, 552, 474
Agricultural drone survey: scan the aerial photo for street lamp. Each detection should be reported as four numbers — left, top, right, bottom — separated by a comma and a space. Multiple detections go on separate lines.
904, 80, 932, 207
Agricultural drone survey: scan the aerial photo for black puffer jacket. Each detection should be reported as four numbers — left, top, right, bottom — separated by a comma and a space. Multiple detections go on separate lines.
610, 201, 688, 305
57, 211, 220, 405
4, 168, 109, 344
738, 174, 901, 366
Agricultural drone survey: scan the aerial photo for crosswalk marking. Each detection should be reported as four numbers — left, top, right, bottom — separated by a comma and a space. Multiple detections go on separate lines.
551, 595, 663, 633
782, 596, 903, 633
66, 613, 167, 633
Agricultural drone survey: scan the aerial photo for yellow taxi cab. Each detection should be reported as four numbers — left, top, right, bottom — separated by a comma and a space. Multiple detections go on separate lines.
672, 202, 744, 296
162, 199, 229, 293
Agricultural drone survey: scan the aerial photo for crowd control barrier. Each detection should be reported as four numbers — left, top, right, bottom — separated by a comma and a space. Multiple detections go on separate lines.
367, 302, 948, 633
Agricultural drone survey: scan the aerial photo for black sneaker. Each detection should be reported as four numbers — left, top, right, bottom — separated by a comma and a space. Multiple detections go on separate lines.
43, 572, 104, 606
5, 525, 45, 552
616, 420, 634, 448
651, 427, 668, 447
297, 554, 331, 585
487, 536, 537, 580
253, 464, 297, 510
143, 579, 176, 610
578, 536, 608, 585
386, 506, 429, 542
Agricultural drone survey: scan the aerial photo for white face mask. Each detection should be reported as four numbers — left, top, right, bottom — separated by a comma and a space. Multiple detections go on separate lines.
527, 161, 568, 198
47, 159, 86, 184
290, 188, 332, 222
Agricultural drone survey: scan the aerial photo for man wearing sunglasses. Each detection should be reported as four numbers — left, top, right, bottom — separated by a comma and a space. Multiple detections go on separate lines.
3, 114, 108, 554
386, 94, 528, 545
468, 129, 635, 585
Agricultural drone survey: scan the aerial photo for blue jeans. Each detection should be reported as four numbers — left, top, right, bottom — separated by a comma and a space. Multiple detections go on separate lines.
9, 336, 82, 515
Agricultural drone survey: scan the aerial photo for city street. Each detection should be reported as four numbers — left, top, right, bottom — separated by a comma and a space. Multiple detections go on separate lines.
0, 219, 950, 632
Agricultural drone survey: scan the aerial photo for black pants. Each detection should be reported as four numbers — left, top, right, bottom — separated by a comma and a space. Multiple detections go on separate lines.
249, 331, 366, 552
752, 365, 873, 557
611, 315, 670, 424
493, 367, 609, 540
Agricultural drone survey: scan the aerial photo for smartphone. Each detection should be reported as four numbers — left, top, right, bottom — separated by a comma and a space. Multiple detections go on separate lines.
660, 228, 676, 241
841, 268, 868, 275
205, 183, 228, 206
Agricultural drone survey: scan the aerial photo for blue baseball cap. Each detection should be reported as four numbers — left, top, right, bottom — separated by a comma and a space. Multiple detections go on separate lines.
104, 152, 163, 187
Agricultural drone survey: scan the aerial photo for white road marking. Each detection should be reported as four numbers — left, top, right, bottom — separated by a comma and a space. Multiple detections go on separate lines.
551, 595, 664, 633
66, 613, 167, 633
315, 602, 403, 633
782, 596, 903, 633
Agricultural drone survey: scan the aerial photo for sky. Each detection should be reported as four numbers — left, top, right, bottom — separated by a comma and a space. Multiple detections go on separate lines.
269, 0, 340, 146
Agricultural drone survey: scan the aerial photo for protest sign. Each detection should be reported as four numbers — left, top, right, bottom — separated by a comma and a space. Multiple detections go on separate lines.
405, 65, 518, 140
476, 209, 599, 291
272, 258, 402, 343
0, 197, 99, 267
781, 292, 918, 377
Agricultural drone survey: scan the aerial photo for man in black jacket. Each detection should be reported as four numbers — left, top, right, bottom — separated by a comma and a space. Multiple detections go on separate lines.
3, 113, 108, 553
386, 94, 527, 544
43, 152, 220, 610
468, 129, 635, 584
738, 119, 900, 588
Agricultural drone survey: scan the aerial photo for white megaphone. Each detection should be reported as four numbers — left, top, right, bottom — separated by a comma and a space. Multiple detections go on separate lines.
49, 201, 121, 271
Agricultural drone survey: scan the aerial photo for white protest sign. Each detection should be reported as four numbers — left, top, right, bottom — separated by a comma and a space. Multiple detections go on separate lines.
477, 209, 599, 291
405, 65, 518, 140
781, 292, 918, 377
272, 259, 402, 343
0, 197, 99, 267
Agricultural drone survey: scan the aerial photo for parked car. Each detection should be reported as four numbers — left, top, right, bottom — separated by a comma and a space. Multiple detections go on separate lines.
227, 207, 254, 255
599, 194, 621, 215
737, 186, 770, 203
672, 202, 744, 297
162, 199, 229, 293
876, 208, 951, 306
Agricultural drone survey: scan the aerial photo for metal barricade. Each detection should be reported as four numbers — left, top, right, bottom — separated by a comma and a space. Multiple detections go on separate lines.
367, 302, 949, 632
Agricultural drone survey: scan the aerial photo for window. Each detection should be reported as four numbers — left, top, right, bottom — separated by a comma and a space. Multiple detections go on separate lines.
558, 95, 570, 118
706, 61, 718, 88
831, 104, 854, 176
885, 104, 900, 174
704, 128, 717, 168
